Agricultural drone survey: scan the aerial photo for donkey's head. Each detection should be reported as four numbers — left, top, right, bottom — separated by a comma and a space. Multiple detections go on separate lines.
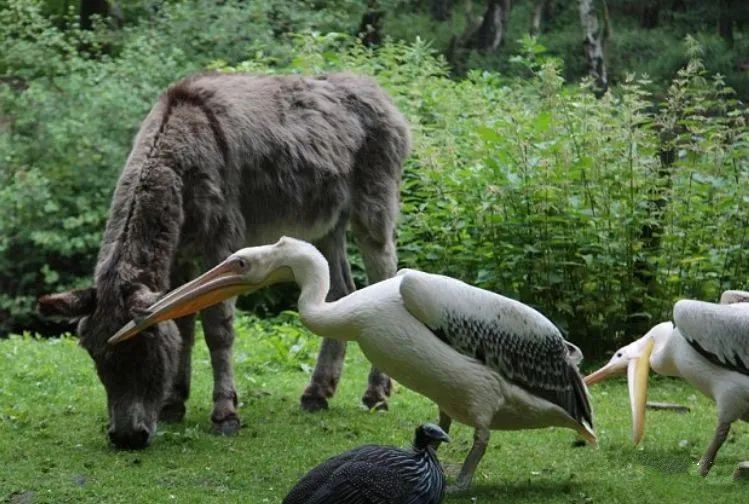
38, 284, 181, 450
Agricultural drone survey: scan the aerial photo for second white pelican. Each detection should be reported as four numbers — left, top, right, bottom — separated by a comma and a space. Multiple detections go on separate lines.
585, 292, 749, 476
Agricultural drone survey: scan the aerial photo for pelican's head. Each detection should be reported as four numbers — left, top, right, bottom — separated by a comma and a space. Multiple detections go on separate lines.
584, 321, 674, 445
107, 237, 311, 345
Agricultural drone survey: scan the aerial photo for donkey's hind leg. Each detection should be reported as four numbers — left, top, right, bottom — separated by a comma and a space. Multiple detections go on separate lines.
352, 218, 397, 411
301, 218, 355, 412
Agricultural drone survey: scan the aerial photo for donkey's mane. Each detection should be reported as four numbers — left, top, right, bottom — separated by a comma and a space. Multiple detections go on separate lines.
94, 79, 228, 311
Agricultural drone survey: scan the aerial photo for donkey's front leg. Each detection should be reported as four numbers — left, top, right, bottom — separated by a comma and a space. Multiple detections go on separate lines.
202, 300, 240, 434
160, 313, 196, 423
160, 259, 198, 423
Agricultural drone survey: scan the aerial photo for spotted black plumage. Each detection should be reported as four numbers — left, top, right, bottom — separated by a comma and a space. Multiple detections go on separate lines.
437, 309, 592, 430
399, 270, 593, 432
283, 424, 448, 504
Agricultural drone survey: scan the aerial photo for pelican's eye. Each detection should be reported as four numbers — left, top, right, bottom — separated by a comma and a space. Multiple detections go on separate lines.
236, 257, 249, 270
616, 352, 623, 358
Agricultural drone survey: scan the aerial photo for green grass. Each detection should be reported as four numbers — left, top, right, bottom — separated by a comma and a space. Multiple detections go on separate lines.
1, 315, 748, 503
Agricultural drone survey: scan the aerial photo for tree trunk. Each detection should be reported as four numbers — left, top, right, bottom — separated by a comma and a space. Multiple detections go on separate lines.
358, 0, 384, 47
640, 1, 659, 29
467, 0, 511, 53
358, 10, 385, 46
579, 0, 608, 96
530, 0, 551, 36
430, 0, 453, 21
718, 0, 734, 47
80, 0, 109, 30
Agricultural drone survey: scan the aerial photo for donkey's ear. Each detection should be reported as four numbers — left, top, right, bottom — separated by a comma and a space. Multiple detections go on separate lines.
124, 284, 161, 313
38, 288, 97, 318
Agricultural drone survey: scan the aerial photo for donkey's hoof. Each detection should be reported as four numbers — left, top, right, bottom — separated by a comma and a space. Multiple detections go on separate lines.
300, 393, 329, 412
361, 392, 389, 411
211, 414, 241, 435
159, 402, 186, 423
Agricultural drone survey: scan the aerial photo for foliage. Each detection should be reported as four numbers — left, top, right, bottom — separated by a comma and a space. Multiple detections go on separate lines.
2, 0, 748, 357
232, 311, 318, 374
2, 326, 749, 502
0, 0, 356, 333
223, 33, 748, 353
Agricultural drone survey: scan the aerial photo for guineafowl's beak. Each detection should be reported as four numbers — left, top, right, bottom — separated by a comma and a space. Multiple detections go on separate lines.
434, 430, 450, 444
108, 259, 253, 345
628, 337, 654, 445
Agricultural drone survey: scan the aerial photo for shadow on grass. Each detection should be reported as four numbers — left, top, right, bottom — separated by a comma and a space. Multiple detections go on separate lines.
605, 445, 694, 475
457, 480, 583, 501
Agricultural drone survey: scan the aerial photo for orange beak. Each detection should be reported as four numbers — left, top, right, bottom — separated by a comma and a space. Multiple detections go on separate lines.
584, 362, 621, 386
584, 338, 654, 445
628, 337, 654, 445
108, 260, 251, 345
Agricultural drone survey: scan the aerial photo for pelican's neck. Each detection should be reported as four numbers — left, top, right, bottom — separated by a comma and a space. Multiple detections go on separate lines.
650, 331, 680, 377
286, 246, 351, 340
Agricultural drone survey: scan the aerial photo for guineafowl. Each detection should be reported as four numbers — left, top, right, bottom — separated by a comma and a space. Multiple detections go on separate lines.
282, 424, 449, 504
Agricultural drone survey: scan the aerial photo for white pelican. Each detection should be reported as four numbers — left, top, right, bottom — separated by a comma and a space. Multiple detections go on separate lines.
585, 291, 749, 476
109, 237, 596, 491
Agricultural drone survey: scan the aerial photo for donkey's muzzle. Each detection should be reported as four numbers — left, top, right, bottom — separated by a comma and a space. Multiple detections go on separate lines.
108, 425, 152, 450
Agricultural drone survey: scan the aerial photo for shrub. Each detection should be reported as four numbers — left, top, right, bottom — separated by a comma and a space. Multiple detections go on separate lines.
0, 0, 353, 333
2, 3, 746, 357
216, 34, 749, 354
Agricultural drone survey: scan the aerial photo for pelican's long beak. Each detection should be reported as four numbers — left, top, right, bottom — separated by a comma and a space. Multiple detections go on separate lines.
584, 362, 621, 386
628, 337, 654, 445
108, 259, 253, 345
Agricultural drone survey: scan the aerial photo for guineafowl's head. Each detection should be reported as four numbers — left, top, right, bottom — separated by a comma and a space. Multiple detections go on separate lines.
413, 423, 450, 450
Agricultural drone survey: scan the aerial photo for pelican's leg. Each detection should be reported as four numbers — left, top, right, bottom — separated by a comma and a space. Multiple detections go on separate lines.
699, 421, 731, 476
448, 427, 490, 493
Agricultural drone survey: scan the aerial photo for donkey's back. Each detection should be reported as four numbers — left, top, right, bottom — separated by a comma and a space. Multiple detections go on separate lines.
127, 72, 409, 249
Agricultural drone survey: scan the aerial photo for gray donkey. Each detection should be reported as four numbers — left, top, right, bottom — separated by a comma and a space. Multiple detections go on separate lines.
38, 72, 410, 449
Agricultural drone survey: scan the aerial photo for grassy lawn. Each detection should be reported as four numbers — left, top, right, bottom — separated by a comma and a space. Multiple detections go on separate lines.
1, 314, 747, 503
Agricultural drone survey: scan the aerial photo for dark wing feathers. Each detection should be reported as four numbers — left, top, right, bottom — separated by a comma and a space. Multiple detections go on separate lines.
284, 443, 443, 504
283, 446, 377, 504
303, 461, 408, 504
400, 270, 593, 429
439, 308, 593, 429
674, 300, 749, 376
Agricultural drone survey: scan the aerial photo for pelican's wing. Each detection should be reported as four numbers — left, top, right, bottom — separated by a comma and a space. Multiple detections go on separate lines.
674, 299, 749, 376
720, 290, 749, 304
399, 270, 593, 432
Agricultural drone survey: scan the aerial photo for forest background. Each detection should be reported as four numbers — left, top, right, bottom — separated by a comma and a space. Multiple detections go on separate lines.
1, 0, 748, 356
